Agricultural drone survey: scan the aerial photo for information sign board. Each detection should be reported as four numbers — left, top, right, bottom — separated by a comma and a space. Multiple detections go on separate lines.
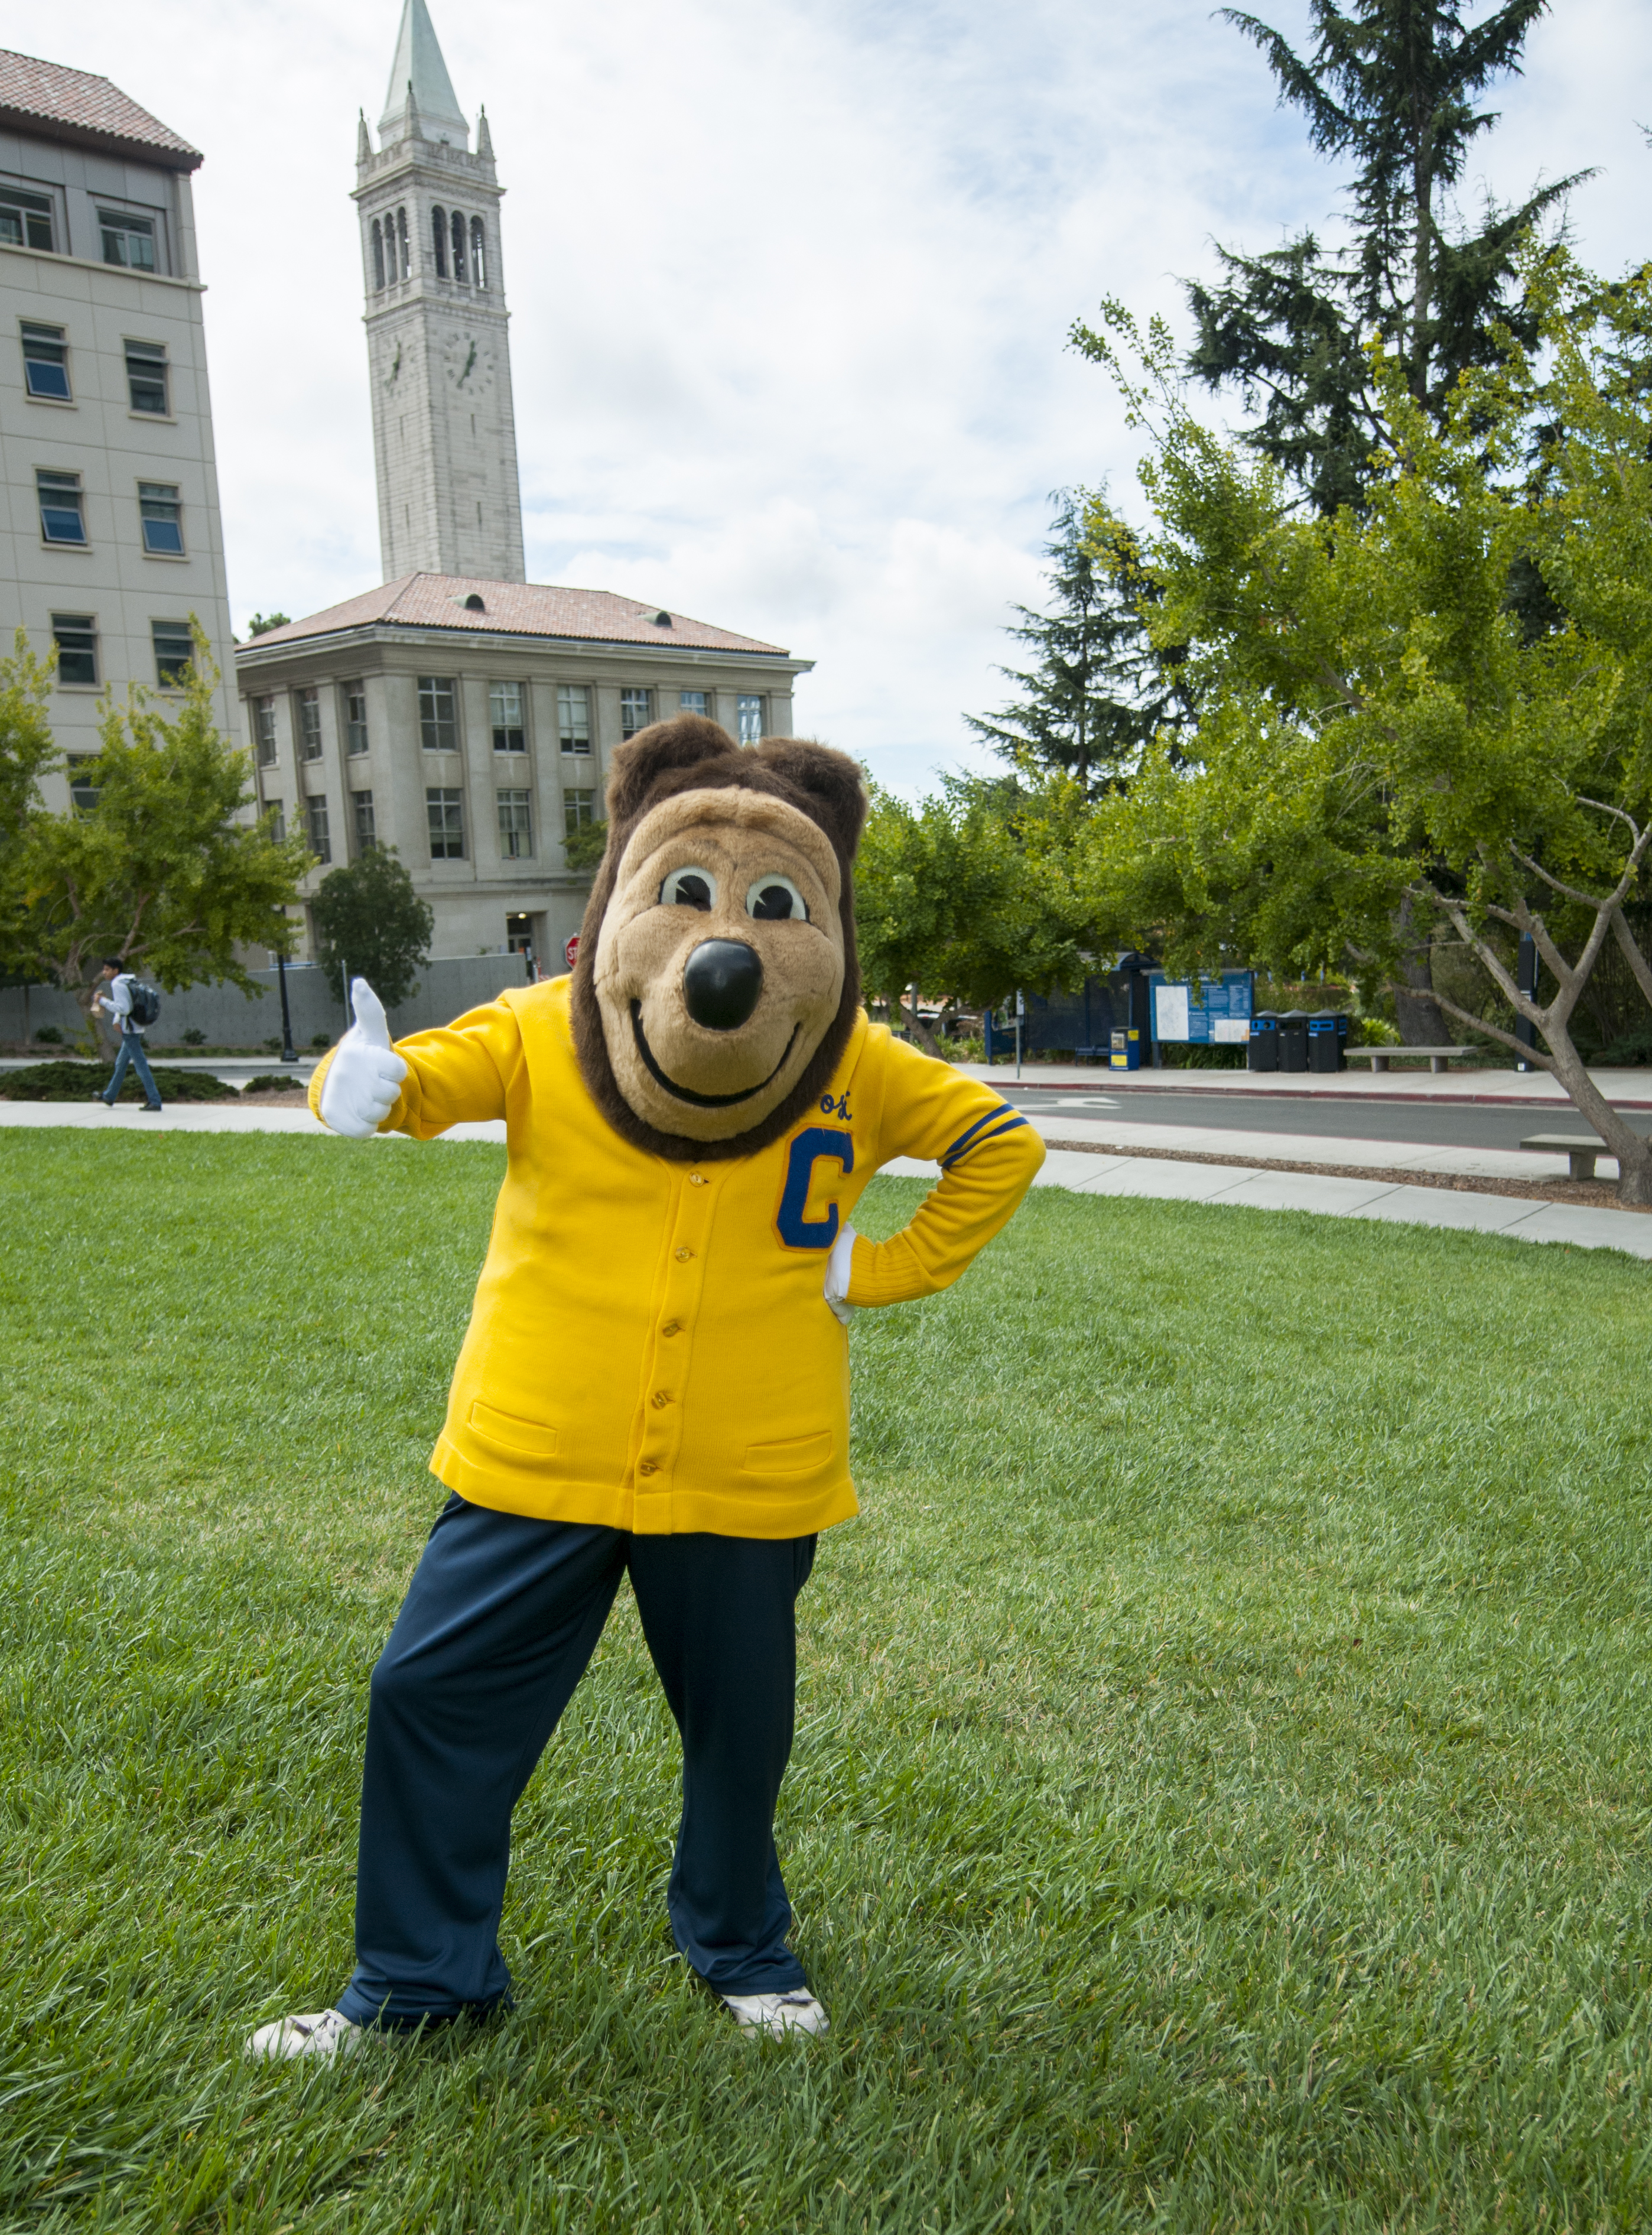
1147, 969, 1254, 1044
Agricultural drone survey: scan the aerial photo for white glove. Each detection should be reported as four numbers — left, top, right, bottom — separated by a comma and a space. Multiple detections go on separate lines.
317, 978, 408, 1140
824, 1223, 858, 1325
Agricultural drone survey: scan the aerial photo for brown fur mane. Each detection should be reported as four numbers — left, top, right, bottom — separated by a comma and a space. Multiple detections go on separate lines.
570, 716, 868, 1161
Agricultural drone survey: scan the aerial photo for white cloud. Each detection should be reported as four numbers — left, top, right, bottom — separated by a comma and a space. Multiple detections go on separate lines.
56, 0, 1651, 792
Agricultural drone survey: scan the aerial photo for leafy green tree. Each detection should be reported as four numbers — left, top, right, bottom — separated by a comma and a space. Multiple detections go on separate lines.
562, 817, 608, 872
0, 630, 61, 980
244, 613, 291, 639
965, 491, 1188, 794
854, 774, 1091, 1050
14, 627, 311, 1027
1079, 260, 1652, 1198
1175, 0, 1579, 517
310, 844, 434, 1012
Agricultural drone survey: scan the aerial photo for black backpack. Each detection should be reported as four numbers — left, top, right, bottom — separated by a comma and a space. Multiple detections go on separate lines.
125, 979, 162, 1027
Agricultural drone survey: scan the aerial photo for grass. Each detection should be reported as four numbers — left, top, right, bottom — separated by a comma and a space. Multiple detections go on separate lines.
2, 1130, 1651, 2232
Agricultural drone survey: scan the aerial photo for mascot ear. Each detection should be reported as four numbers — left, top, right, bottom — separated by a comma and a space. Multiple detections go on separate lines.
604, 715, 741, 831
752, 738, 869, 866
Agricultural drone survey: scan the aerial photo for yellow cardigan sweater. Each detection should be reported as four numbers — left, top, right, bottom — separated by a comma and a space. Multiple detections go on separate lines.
310, 980, 1044, 1538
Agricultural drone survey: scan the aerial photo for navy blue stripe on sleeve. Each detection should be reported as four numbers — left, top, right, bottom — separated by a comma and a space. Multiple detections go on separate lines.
939, 1102, 1012, 1168
941, 1111, 1029, 1168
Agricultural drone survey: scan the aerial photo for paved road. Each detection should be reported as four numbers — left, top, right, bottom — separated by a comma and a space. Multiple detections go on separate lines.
995, 1087, 1652, 1152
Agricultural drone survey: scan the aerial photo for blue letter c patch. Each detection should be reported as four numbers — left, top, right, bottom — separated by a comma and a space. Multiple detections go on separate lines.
776, 1128, 854, 1250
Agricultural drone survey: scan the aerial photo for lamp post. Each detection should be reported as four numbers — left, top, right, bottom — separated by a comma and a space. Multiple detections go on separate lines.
277, 947, 298, 1064
1515, 931, 1539, 1073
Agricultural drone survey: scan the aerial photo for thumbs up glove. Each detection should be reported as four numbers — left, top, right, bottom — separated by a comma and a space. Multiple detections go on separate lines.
318, 978, 408, 1140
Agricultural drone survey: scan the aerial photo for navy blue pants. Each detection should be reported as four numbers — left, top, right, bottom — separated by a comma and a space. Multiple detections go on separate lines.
336, 1495, 817, 2026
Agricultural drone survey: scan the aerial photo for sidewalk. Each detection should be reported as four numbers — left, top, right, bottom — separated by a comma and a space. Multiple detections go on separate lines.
4, 1102, 1648, 1260
1019, 1110, 1624, 1184
956, 1061, 1652, 1109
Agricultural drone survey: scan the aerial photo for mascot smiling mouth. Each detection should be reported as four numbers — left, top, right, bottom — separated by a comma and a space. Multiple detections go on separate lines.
629, 1002, 801, 1109
569, 716, 868, 1161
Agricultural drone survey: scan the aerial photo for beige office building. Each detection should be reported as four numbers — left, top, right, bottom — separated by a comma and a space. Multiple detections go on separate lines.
236, 0, 812, 967
0, 48, 236, 798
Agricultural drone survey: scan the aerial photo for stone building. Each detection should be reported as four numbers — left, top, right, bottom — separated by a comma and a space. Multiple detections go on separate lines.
0, 47, 237, 797
236, 0, 812, 969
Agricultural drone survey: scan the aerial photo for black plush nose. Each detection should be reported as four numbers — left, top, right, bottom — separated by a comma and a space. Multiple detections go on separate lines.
682, 939, 764, 1031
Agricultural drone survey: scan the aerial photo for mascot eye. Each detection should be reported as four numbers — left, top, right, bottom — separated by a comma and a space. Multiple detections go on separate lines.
746, 875, 808, 922
661, 866, 718, 910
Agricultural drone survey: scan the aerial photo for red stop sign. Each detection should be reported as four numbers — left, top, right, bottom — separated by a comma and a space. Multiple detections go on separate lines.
564, 934, 580, 973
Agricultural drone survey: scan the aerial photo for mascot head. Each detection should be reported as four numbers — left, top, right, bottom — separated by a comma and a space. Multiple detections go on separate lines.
570, 714, 868, 1160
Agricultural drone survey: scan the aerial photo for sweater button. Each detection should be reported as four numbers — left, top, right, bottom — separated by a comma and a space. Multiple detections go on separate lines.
661, 1320, 682, 1337
651, 1390, 672, 1409
675, 1247, 694, 1262
689, 1172, 706, 1185
638, 1460, 658, 1476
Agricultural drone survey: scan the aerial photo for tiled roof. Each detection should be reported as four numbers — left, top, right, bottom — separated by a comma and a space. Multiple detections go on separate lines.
242, 574, 794, 658
0, 48, 201, 170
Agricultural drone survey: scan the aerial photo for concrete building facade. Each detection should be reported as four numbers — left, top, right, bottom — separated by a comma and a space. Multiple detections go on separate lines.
236, 574, 812, 966
0, 47, 236, 802
354, 0, 524, 584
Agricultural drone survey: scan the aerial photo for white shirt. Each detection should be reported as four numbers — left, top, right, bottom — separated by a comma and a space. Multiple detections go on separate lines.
98, 974, 143, 1036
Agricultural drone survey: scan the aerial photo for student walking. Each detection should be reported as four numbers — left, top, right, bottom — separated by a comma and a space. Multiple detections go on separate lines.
92, 959, 163, 1111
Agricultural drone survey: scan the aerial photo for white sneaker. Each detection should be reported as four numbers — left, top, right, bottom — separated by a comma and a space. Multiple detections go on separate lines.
720, 1989, 829, 2040
245, 2008, 360, 2062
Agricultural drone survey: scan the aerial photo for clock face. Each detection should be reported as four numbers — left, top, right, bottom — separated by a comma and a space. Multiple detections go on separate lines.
443, 333, 495, 395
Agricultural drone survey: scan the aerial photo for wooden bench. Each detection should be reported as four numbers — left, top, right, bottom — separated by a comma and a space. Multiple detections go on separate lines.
1520, 1133, 1610, 1181
1344, 1045, 1474, 1074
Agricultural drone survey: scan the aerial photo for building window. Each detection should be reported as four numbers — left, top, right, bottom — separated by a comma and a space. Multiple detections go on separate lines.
100, 210, 155, 270
418, 675, 458, 751
396, 207, 410, 280
305, 794, 331, 863
138, 481, 184, 555
343, 681, 369, 755
353, 789, 376, 851
297, 686, 323, 759
252, 694, 278, 765
427, 787, 465, 859
497, 788, 533, 859
620, 688, 651, 739
558, 683, 591, 754
370, 220, 385, 291
66, 756, 100, 814
0, 186, 54, 251
490, 680, 525, 752
470, 216, 487, 290
737, 694, 765, 745
152, 622, 193, 686
125, 342, 169, 416
451, 209, 467, 282
51, 613, 97, 687
37, 470, 86, 545
564, 787, 596, 838
431, 206, 448, 278
678, 690, 707, 718
21, 321, 70, 401
265, 797, 285, 843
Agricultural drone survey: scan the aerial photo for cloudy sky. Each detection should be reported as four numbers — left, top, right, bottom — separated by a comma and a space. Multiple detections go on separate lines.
64, 0, 1652, 792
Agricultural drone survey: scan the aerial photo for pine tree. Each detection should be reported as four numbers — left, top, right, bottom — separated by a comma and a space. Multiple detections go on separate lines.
965, 491, 1188, 795
1186, 0, 1582, 514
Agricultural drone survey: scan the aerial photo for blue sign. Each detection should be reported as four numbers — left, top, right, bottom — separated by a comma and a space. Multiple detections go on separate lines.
1147, 969, 1254, 1045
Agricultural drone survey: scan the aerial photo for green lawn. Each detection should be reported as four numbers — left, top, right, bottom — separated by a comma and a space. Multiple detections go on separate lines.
3, 1131, 1651, 2233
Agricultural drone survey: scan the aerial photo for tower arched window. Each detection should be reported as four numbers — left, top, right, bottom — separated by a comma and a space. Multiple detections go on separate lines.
470, 217, 487, 290
396, 207, 409, 281
451, 209, 467, 284
431, 206, 448, 278
370, 219, 385, 291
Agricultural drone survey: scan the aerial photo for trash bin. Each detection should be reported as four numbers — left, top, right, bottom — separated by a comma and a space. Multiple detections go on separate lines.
1247, 1012, 1280, 1073
1109, 1027, 1142, 1071
1308, 1011, 1345, 1073
1277, 1011, 1310, 1072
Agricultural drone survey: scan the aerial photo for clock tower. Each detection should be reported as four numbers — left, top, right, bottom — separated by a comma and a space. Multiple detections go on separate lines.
353, 0, 526, 583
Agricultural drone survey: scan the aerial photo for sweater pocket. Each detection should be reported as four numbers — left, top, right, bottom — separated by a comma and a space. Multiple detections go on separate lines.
742, 1429, 832, 1478
467, 1398, 560, 1458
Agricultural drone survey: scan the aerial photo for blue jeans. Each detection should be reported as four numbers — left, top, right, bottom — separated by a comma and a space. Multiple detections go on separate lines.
336, 1496, 818, 2028
102, 1031, 161, 1108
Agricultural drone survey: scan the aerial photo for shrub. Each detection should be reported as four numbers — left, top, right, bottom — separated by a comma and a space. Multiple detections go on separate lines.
0, 1061, 236, 1102
32, 1026, 62, 1045
181, 1027, 207, 1047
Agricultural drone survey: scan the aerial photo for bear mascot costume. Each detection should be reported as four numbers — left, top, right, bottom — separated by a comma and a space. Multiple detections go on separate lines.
248, 714, 1043, 2057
